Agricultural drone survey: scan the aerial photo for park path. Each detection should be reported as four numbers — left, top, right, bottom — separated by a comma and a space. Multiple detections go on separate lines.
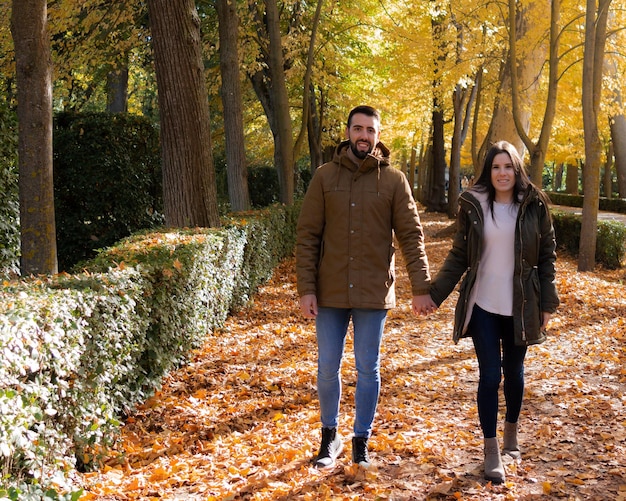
78, 211, 626, 501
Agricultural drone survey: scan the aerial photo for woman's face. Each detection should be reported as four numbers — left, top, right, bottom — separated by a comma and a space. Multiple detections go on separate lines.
491, 152, 516, 202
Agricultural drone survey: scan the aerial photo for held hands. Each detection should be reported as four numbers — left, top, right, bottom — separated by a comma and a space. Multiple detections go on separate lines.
299, 294, 318, 318
300, 293, 437, 318
412, 294, 437, 316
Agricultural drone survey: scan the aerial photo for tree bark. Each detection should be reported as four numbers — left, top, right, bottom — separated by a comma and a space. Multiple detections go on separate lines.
11, 0, 58, 275
426, 107, 447, 212
509, 0, 561, 184
565, 162, 578, 194
263, 0, 295, 204
603, 143, 613, 198
107, 58, 129, 113
216, 0, 250, 212
579, 0, 611, 271
306, 83, 323, 174
486, 1, 547, 165
610, 114, 626, 197
293, 0, 324, 162
148, 0, 220, 228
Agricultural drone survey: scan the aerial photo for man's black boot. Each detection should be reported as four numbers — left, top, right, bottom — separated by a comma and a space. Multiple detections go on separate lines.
315, 427, 343, 468
352, 436, 371, 468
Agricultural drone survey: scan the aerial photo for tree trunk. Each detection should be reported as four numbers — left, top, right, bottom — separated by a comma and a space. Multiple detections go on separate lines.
148, 0, 220, 228
610, 114, 626, 197
265, 0, 294, 205
449, 79, 476, 218
554, 162, 564, 191
106, 65, 129, 113
565, 162, 578, 194
11, 0, 58, 275
603, 145, 613, 198
423, 107, 447, 212
408, 135, 417, 198
293, 0, 324, 162
579, 0, 611, 271
248, 1, 295, 205
307, 83, 323, 174
509, 0, 561, 184
216, 0, 250, 212
486, 1, 547, 165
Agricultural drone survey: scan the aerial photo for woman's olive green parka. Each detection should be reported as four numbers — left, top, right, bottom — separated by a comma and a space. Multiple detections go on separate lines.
429, 186, 559, 346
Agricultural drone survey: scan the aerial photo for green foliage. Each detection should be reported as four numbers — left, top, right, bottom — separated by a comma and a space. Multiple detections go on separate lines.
547, 192, 626, 214
0, 104, 19, 278
53, 112, 164, 272
0, 203, 300, 495
247, 165, 280, 207
552, 210, 626, 269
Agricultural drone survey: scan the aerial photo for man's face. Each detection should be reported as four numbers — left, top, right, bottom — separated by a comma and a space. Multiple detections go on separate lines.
346, 113, 380, 159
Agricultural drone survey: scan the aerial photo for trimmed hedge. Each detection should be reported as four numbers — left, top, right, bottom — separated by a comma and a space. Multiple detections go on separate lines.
552, 209, 626, 269
0, 202, 300, 498
548, 192, 626, 214
0, 104, 19, 277
53, 112, 164, 272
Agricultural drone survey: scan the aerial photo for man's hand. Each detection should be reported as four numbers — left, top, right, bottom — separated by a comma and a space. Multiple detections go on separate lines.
300, 294, 318, 318
412, 294, 437, 316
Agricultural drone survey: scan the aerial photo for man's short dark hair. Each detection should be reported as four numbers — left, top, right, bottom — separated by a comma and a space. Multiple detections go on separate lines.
347, 106, 381, 128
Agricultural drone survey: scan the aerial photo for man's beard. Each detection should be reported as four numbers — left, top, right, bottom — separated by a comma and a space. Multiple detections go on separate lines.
349, 140, 372, 159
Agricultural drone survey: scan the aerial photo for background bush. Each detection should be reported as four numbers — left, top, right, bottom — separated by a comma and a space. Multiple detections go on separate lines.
0, 104, 19, 278
552, 210, 626, 268
548, 191, 626, 213
53, 112, 164, 272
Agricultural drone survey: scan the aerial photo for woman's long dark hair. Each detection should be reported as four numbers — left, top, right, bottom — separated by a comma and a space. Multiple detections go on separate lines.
473, 141, 537, 218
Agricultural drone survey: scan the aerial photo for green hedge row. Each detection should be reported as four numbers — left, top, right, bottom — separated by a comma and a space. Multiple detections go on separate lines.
548, 191, 626, 213
552, 209, 626, 269
0, 104, 19, 277
0, 202, 300, 499
54, 112, 164, 272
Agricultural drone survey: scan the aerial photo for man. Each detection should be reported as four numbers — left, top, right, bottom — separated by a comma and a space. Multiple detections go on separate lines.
296, 105, 436, 469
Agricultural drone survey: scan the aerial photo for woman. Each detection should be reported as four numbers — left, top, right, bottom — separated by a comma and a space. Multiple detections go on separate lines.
429, 141, 559, 483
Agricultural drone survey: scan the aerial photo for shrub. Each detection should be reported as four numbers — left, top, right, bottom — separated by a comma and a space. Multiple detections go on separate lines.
548, 192, 626, 214
53, 112, 163, 271
552, 210, 626, 269
0, 105, 19, 278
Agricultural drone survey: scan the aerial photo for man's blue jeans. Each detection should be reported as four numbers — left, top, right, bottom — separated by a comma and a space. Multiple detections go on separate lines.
469, 305, 527, 438
315, 307, 388, 439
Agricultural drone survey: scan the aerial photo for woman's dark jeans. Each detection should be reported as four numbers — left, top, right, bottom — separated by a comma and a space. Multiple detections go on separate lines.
469, 305, 527, 438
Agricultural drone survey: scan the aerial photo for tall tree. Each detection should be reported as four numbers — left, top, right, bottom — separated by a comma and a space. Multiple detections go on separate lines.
579, 0, 611, 271
106, 65, 129, 113
610, 114, 626, 197
509, 0, 561, 183
424, 3, 448, 213
483, 1, 547, 162
147, 0, 220, 227
247, 0, 295, 205
606, 56, 626, 198
447, 11, 478, 218
11, 0, 58, 275
216, 0, 250, 211
293, 0, 324, 162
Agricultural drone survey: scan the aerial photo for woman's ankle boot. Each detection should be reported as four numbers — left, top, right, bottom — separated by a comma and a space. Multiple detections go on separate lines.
503, 421, 521, 459
483, 437, 505, 483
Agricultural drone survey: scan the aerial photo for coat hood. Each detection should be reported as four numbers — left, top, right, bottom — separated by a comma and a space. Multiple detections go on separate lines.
333, 140, 391, 173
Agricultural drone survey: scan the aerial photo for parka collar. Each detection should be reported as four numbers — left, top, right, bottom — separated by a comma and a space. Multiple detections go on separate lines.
334, 140, 390, 173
